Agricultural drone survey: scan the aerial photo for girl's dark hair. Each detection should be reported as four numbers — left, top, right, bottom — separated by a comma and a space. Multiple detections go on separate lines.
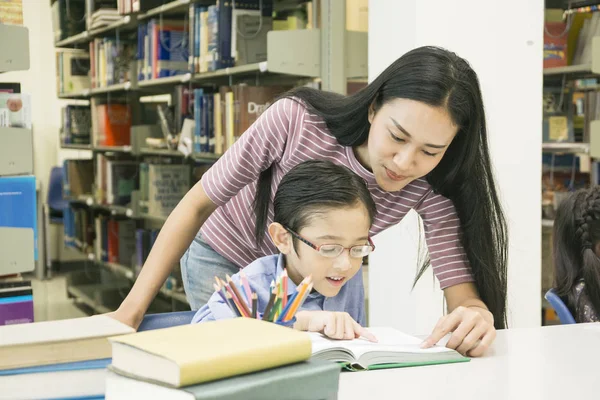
554, 187, 600, 318
264, 160, 376, 240
255, 46, 507, 328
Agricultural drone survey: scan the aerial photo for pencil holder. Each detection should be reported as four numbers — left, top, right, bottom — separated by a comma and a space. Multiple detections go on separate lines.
254, 313, 296, 328
274, 316, 296, 328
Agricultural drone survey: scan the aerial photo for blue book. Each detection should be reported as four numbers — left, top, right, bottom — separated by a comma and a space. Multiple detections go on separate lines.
137, 23, 147, 82
193, 88, 204, 153
0, 358, 110, 400
0, 175, 38, 260
153, 19, 189, 78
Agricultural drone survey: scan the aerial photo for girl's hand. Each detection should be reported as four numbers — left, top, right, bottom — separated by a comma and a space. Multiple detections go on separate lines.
421, 306, 495, 357
295, 311, 377, 342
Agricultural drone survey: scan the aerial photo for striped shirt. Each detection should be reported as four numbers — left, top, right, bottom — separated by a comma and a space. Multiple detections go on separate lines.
200, 97, 474, 289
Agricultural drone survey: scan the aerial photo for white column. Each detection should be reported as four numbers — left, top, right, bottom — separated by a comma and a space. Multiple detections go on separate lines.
368, 0, 543, 332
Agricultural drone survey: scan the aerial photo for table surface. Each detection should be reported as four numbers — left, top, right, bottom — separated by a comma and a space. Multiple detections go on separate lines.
338, 323, 599, 399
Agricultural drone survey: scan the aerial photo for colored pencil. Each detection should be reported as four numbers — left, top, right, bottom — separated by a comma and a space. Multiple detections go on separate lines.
281, 269, 288, 308
262, 288, 277, 321
251, 293, 258, 319
240, 271, 253, 305
269, 293, 283, 322
227, 275, 252, 316
225, 291, 242, 317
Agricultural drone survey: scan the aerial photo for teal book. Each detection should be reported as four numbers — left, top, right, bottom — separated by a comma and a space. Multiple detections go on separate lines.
310, 327, 469, 371
105, 360, 340, 400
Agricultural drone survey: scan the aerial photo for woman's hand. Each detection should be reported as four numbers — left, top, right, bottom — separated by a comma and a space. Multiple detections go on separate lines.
421, 306, 495, 357
294, 311, 378, 342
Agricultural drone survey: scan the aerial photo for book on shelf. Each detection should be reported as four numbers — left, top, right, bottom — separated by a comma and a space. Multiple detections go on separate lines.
309, 327, 469, 371
0, 83, 21, 93
0, 176, 37, 261
56, 49, 90, 95
146, 163, 191, 219
90, 37, 136, 88
137, 19, 189, 81
0, 281, 33, 326
91, 99, 132, 147
544, 20, 568, 69
61, 105, 92, 145
0, 93, 31, 129
63, 159, 94, 198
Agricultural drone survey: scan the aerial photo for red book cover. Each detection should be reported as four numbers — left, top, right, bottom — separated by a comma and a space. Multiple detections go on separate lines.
108, 219, 120, 263
544, 21, 568, 68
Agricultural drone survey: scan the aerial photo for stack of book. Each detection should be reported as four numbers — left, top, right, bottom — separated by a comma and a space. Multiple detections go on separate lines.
0, 315, 134, 399
105, 318, 341, 400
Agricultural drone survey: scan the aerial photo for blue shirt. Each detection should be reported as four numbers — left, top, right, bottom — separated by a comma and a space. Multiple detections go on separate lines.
191, 254, 366, 326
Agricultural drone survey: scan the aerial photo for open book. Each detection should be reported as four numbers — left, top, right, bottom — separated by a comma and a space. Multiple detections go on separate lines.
309, 327, 469, 370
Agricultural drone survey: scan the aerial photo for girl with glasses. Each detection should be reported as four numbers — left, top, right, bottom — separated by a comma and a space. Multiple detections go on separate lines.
192, 160, 378, 341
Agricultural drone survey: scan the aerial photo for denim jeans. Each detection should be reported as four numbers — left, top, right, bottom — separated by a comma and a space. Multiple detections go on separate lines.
180, 233, 239, 310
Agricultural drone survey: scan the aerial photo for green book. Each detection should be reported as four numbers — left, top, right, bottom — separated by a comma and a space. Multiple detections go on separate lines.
310, 327, 469, 371
106, 360, 341, 400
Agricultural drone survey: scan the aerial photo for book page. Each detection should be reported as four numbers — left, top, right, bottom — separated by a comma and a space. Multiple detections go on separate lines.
309, 327, 454, 359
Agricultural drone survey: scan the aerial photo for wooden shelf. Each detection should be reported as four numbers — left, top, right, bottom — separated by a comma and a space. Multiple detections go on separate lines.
91, 82, 135, 95
137, 0, 192, 20
94, 145, 133, 153
60, 143, 93, 151
88, 16, 137, 38
55, 31, 90, 48
192, 152, 221, 162
542, 142, 590, 154
137, 74, 192, 90
140, 148, 186, 157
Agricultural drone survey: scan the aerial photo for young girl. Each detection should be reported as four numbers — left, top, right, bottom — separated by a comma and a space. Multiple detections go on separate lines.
113, 46, 505, 358
553, 186, 600, 322
192, 160, 378, 341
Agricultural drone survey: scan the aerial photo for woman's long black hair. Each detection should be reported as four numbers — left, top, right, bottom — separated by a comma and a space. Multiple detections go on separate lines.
254, 46, 508, 329
554, 187, 600, 319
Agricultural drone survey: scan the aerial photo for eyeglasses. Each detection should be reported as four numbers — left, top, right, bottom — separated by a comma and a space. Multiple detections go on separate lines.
285, 227, 375, 259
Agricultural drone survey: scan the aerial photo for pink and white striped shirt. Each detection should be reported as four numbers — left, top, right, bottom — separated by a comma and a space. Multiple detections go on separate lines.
200, 98, 474, 289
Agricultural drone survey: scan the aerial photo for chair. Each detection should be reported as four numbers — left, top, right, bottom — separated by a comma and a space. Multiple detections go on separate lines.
46, 166, 68, 223
544, 289, 576, 324
138, 310, 196, 331
43, 166, 70, 278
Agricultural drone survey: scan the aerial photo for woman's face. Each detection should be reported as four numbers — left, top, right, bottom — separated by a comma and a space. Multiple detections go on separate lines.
358, 98, 459, 192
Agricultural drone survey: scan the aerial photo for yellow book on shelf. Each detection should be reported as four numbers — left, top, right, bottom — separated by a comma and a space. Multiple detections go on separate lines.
213, 92, 223, 155
108, 318, 312, 388
225, 91, 235, 150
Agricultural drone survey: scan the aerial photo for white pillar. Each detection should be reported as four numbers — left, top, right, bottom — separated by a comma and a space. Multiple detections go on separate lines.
368, 0, 543, 333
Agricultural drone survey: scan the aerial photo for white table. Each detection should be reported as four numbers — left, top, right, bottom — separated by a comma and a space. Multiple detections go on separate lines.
338, 323, 599, 399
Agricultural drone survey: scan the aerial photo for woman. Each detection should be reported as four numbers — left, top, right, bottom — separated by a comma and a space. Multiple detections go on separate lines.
112, 46, 507, 358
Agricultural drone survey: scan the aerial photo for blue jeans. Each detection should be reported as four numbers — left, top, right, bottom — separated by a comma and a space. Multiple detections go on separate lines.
180, 233, 239, 310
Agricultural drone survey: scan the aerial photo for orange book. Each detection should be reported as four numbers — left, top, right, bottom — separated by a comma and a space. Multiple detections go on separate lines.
95, 104, 131, 146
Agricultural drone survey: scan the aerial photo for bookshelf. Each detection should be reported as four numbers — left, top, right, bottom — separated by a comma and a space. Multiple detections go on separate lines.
54, 0, 366, 314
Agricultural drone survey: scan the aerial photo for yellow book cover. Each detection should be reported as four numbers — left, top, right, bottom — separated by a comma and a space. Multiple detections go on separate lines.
108, 318, 312, 387
225, 91, 235, 150
213, 92, 223, 155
